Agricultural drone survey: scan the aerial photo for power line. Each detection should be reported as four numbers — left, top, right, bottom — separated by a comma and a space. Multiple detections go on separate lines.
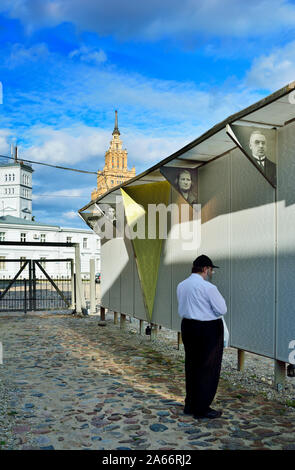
33, 194, 90, 198
0, 153, 133, 179
0, 153, 98, 175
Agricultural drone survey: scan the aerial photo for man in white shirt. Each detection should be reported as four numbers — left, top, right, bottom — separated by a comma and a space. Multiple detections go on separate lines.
177, 254, 227, 419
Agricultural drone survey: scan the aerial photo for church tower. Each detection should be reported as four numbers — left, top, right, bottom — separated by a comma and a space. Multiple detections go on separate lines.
0, 147, 33, 220
91, 111, 136, 200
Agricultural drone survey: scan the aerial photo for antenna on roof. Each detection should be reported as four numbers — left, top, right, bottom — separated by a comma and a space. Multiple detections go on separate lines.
14, 145, 18, 162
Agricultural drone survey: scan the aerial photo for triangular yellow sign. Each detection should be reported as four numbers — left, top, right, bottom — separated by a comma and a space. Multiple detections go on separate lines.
121, 181, 170, 322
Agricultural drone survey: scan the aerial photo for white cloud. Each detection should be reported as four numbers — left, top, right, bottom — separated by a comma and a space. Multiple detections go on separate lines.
2, 0, 295, 40
246, 41, 295, 90
124, 132, 196, 167
6, 43, 49, 67
21, 126, 110, 164
32, 188, 87, 201
69, 45, 107, 64
63, 210, 79, 219
0, 129, 11, 155
10, 73, 263, 172
0, 40, 263, 154
19, 122, 194, 172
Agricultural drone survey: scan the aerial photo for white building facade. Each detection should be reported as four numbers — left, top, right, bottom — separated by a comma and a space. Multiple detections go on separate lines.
0, 160, 33, 220
0, 159, 100, 279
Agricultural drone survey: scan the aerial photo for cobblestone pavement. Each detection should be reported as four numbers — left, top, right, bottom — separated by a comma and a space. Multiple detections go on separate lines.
0, 313, 295, 450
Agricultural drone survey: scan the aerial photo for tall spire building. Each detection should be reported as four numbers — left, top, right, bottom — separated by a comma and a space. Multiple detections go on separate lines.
91, 111, 136, 200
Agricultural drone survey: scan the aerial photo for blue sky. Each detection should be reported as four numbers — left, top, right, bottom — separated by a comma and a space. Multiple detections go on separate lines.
1, 0, 295, 228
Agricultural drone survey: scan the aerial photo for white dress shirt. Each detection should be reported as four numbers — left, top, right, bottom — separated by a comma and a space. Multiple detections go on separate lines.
177, 273, 227, 321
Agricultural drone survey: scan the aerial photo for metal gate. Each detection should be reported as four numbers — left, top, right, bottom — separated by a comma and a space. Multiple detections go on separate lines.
0, 259, 74, 313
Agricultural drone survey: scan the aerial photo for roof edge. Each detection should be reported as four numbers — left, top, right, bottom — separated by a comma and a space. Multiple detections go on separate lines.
79, 81, 295, 211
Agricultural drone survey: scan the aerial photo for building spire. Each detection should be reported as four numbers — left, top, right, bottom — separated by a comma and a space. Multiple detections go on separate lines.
112, 110, 120, 136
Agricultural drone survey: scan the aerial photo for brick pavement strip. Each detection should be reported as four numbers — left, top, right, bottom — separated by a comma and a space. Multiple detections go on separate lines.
0, 313, 295, 450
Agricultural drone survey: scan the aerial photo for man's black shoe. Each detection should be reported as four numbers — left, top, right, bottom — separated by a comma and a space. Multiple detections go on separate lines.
193, 408, 222, 419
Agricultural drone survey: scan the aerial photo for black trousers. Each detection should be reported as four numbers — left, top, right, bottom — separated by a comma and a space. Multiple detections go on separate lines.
181, 317, 224, 415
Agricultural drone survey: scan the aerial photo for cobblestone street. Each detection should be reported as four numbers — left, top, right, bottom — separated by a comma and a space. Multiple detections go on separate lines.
0, 312, 295, 450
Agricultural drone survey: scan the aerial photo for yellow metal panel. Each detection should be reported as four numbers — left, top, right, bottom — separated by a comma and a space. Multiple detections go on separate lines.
121, 181, 170, 321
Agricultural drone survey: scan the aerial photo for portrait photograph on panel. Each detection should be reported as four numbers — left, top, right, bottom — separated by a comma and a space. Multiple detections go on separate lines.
100, 204, 117, 225
231, 124, 277, 186
160, 166, 198, 206
84, 201, 123, 240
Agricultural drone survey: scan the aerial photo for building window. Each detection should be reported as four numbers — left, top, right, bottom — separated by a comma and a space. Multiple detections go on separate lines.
40, 234, 46, 243
5, 175, 7, 182
83, 238, 88, 249
0, 232, 5, 241
20, 233, 26, 242
66, 236, 72, 243
0, 256, 6, 270
20, 257, 26, 268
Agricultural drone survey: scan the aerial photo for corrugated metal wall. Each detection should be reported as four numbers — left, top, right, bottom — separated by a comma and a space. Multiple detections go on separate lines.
230, 148, 276, 357
100, 138, 295, 360
277, 122, 295, 362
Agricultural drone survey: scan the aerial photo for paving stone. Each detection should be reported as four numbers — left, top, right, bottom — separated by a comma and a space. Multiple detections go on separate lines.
149, 424, 169, 432
1, 314, 295, 451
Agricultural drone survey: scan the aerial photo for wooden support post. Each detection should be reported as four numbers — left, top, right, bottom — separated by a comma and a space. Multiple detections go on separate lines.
100, 306, 105, 321
89, 258, 96, 315
114, 311, 118, 324
274, 360, 286, 391
139, 319, 143, 335
70, 259, 75, 310
120, 313, 126, 330
237, 349, 245, 371
151, 323, 158, 340
177, 331, 183, 350
74, 243, 86, 316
